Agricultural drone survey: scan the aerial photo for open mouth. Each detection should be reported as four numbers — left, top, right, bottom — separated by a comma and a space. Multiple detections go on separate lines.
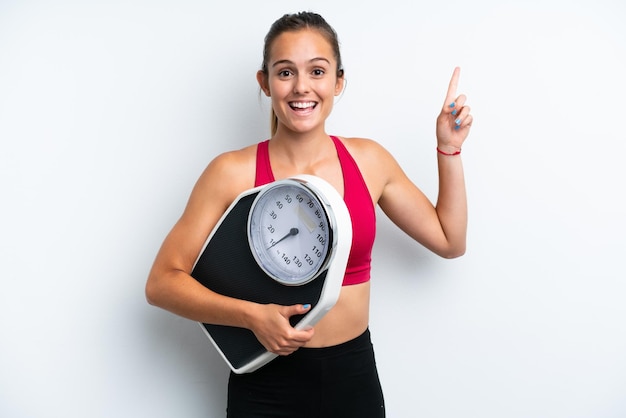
289, 101, 317, 112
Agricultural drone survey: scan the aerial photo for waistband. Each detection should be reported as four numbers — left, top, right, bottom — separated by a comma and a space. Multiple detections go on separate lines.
290, 328, 372, 360
240, 328, 374, 377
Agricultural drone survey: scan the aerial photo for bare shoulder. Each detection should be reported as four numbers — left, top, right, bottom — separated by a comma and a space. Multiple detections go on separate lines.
194, 144, 258, 203
205, 143, 257, 177
176, 143, 259, 237
333, 136, 401, 202
336, 136, 397, 166
152, 143, 260, 274
337, 135, 383, 151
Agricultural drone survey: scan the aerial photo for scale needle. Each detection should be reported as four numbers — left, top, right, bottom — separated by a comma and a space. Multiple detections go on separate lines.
267, 227, 299, 250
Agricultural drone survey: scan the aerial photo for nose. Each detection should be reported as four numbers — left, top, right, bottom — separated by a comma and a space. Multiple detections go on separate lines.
293, 75, 310, 94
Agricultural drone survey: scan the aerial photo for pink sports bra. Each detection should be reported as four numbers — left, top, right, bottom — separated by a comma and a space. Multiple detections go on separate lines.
255, 136, 376, 286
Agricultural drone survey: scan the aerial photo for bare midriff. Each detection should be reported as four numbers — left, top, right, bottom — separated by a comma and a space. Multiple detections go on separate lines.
303, 281, 370, 348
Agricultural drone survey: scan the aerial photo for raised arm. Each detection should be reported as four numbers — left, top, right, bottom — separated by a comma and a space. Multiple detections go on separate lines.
378, 67, 472, 258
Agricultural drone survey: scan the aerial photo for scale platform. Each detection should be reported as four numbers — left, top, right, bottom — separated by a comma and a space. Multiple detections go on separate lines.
190, 175, 352, 374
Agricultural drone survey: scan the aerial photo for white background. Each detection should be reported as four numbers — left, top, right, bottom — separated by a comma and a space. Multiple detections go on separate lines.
1, 0, 625, 417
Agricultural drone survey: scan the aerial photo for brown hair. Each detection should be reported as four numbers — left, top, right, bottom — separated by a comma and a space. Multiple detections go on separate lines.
260, 11, 344, 136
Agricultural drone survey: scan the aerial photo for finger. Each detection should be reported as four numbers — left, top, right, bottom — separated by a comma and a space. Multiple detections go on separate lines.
454, 104, 471, 123
273, 345, 297, 356
450, 94, 467, 117
451, 106, 472, 131
267, 335, 300, 354
444, 67, 461, 110
284, 303, 311, 318
461, 114, 474, 128
272, 328, 313, 354
452, 115, 473, 132
291, 326, 315, 343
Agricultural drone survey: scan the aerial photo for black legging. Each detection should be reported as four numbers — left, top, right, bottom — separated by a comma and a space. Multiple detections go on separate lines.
227, 329, 386, 417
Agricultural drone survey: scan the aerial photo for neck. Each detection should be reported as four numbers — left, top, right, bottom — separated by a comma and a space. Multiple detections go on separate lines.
268, 128, 335, 174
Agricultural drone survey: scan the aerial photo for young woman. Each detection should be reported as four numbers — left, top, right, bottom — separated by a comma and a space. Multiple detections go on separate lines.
146, 11, 472, 418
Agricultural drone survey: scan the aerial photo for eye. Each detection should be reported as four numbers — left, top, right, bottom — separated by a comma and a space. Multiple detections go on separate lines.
312, 68, 325, 77
278, 69, 293, 78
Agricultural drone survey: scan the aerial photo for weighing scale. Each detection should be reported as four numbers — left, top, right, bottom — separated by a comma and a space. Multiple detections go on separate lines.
190, 174, 352, 374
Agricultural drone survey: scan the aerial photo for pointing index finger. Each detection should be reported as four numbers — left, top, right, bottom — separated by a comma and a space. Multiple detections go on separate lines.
445, 67, 461, 108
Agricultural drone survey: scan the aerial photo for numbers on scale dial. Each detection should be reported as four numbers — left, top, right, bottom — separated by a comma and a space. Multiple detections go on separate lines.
254, 184, 330, 283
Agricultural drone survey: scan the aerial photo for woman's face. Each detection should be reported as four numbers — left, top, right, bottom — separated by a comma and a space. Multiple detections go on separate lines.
259, 29, 344, 135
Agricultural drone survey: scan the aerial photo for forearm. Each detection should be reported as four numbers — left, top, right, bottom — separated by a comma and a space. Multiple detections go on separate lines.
435, 152, 467, 257
145, 268, 256, 328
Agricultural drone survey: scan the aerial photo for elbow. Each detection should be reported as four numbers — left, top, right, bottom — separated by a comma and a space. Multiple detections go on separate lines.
444, 249, 466, 259
440, 243, 466, 259
145, 283, 157, 306
145, 275, 163, 307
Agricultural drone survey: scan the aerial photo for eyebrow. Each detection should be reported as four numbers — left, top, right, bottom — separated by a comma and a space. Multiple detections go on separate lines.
271, 57, 331, 68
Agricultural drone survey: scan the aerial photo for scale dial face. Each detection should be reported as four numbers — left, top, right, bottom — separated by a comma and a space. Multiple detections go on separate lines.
248, 179, 334, 286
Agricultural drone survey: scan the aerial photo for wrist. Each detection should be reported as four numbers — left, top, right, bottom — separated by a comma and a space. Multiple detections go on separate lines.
239, 300, 260, 330
436, 146, 461, 156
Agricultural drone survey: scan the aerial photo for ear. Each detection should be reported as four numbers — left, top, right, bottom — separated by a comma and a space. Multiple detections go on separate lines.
256, 70, 270, 96
334, 70, 345, 96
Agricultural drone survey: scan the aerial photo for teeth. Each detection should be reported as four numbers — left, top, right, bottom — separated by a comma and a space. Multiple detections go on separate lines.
291, 102, 315, 109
